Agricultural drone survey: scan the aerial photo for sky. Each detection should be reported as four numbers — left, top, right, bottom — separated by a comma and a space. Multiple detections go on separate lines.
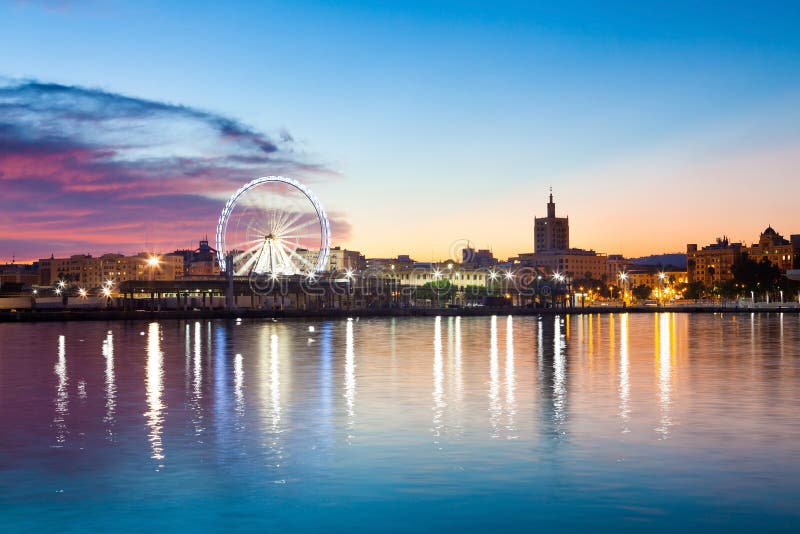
1, 0, 800, 262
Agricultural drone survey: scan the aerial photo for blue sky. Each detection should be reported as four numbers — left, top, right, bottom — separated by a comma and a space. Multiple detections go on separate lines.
2, 0, 799, 259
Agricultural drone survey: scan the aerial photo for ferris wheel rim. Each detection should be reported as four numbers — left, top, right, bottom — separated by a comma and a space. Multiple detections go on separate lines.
215, 175, 331, 274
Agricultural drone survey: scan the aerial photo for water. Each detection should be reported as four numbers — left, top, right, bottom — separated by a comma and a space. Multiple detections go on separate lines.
1, 313, 799, 531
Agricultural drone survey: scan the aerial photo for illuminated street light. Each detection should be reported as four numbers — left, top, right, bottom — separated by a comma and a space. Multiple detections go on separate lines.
489, 271, 498, 281
78, 288, 88, 298
55, 289, 62, 296
147, 256, 160, 267
101, 287, 112, 297
57, 280, 66, 289
345, 269, 354, 279
505, 271, 513, 280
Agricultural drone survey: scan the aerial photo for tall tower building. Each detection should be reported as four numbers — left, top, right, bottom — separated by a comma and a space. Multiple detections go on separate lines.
534, 190, 569, 252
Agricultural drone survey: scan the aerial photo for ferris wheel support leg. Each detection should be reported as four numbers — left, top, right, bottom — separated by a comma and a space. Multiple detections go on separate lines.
225, 253, 235, 311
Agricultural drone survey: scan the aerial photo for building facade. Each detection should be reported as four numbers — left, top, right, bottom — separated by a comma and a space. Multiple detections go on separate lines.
534, 191, 569, 252
686, 238, 743, 286
517, 249, 608, 280
39, 252, 184, 287
745, 226, 797, 272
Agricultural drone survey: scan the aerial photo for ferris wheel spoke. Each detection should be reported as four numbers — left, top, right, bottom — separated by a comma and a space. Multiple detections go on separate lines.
279, 218, 320, 237
282, 242, 317, 270
233, 240, 264, 259
274, 209, 307, 235
235, 249, 261, 275
280, 232, 321, 241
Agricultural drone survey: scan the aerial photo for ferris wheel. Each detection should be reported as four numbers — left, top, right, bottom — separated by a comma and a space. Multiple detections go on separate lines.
215, 176, 331, 276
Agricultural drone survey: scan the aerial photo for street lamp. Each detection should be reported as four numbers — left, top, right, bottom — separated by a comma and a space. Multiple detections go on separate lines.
618, 272, 628, 305
146, 255, 160, 282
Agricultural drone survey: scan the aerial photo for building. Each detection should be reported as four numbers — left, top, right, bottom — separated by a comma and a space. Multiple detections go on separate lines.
686, 238, 743, 286
461, 247, 498, 268
39, 252, 184, 287
297, 246, 366, 273
173, 238, 221, 277
0, 262, 40, 287
687, 227, 799, 286
517, 249, 608, 280
745, 226, 797, 272
365, 255, 415, 271
607, 254, 635, 282
393, 265, 489, 288
534, 190, 569, 252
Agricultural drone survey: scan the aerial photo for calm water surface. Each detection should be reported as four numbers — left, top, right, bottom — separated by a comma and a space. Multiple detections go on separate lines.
1, 313, 799, 531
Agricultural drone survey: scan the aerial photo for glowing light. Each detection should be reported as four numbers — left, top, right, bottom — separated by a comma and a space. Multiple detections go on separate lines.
78, 288, 87, 298
32, 289, 38, 295
147, 256, 160, 267
505, 271, 513, 280
101, 287, 112, 297
345, 269, 354, 279
55, 289, 62, 296
57, 280, 66, 289
489, 271, 498, 280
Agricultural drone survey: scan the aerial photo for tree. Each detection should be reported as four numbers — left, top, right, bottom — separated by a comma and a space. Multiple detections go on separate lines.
415, 280, 452, 306
679, 281, 706, 301
731, 254, 782, 292
632, 284, 653, 301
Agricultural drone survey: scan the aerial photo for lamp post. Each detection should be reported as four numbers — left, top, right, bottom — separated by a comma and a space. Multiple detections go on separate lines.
619, 272, 628, 307
147, 255, 160, 281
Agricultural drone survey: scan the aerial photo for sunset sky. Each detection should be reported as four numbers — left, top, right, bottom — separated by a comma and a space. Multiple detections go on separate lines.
2, 1, 800, 262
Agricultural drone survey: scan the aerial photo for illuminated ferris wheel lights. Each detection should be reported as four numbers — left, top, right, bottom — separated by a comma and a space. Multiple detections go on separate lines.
216, 176, 331, 276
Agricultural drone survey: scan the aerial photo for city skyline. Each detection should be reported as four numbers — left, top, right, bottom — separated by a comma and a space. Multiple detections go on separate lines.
2, 1, 800, 261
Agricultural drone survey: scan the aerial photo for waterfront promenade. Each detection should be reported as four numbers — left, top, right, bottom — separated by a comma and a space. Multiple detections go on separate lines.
2, 302, 799, 322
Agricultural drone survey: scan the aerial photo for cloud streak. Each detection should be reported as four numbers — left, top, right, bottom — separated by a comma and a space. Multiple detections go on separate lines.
0, 79, 345, 260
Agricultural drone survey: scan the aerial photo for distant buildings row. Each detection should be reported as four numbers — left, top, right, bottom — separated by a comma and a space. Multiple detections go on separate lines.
687, 226, 800, 286
2, 192, 797, 293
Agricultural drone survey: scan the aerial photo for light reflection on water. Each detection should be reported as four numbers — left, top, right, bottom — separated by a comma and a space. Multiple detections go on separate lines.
1, 313, 800, 530
144, 322, 165, 462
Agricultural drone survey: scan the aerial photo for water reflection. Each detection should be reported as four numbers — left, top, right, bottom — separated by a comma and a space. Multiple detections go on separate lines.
53, 335, 68, 445
345, 319, 356, 438
234, 353, 244, 420
618, 314, 630, 433
505, 315, 517, 437
191, 321, 204, 438
432, 316, 444, 443
5, 313, 798, 531
102, 331, 116, 440
454, 316, 463, 425
553, 316, 567, 433
656, 313, 672, 438
144, 322, 165, 462
266, 331, 284, 473
489, 315, 500, 437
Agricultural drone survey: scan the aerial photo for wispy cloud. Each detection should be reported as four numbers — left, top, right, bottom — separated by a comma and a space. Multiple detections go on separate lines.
0, 79, 345, 260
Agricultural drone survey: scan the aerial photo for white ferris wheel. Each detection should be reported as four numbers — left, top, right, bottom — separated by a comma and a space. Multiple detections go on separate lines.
215, 176, 331, 276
